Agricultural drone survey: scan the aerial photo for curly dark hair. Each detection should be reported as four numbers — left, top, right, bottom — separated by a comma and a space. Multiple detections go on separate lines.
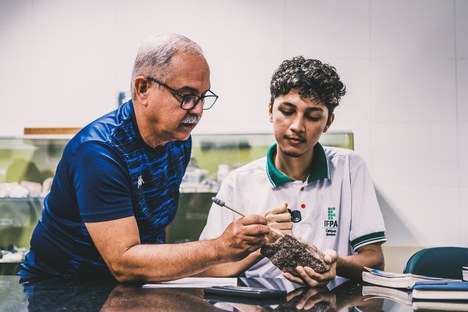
270, 56, 346, 114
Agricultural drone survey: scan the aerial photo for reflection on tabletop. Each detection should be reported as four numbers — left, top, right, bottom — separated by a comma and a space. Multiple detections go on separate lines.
20, 277, 116, 312
102, 286, 224, 312
20, 277, 223, 312
15, 276, 390, 312
207, 277, 385, 312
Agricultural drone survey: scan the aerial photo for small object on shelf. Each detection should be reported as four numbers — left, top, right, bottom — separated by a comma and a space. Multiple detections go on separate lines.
20, 181, 42, 197
0, 245, 27, 263
41, 177, 54, 197
180, 157, 213, 193
216, 164, 230, 183
0, 182, 28, 198
0, 180, 50, 198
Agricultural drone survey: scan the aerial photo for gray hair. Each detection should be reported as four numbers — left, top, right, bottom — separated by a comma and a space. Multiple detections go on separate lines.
130, 33, 204, 97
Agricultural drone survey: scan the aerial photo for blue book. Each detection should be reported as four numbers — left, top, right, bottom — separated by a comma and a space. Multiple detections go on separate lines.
412, 281, 468, 300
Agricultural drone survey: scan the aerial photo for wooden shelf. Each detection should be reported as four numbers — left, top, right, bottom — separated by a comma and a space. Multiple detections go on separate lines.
24, 127, 81, 135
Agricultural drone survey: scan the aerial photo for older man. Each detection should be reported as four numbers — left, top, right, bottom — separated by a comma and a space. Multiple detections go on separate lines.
19, 34, 270, 283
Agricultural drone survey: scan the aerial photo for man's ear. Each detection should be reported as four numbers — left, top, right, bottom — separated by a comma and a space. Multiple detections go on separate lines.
134, 77, 150, 104
323, 114, 335, 133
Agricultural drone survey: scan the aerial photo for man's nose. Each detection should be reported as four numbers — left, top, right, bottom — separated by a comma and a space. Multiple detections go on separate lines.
290, 115, 305, 132
189, 99, 204, 115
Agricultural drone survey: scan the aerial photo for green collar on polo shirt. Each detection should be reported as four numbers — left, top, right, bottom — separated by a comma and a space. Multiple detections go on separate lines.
266, 143, 329, 187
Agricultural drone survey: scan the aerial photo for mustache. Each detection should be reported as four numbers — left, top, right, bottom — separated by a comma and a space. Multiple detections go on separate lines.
285, 134, 306, 142
181, 114, 201, 124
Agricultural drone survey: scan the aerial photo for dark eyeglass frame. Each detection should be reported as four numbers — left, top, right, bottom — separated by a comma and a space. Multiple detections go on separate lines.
146, 76, 218, 110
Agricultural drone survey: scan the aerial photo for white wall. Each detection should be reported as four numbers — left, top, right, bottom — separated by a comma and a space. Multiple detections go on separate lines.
0, 0, 467, 248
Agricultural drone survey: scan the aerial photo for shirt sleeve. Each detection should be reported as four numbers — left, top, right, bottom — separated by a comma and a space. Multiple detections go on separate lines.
71, 141, 133, 222
349, 153, 387, 250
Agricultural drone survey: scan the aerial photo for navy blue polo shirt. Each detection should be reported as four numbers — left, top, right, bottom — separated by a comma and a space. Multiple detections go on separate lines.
19, 100, 191, 280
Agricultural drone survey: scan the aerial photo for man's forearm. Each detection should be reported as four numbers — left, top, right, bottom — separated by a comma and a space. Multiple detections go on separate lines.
86, 215, 269, 283
111, 239, 229, 283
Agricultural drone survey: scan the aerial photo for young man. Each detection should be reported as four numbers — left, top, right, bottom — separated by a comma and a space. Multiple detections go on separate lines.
199, 56, 386, 287
19, 34, 271, 283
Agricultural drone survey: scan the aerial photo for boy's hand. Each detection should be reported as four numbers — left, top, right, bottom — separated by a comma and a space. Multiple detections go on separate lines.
283, 250, 338, 287
264, 202, 293, 242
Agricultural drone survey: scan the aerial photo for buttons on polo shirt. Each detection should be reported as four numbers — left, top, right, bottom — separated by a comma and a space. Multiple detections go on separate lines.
299, 185, 307, 209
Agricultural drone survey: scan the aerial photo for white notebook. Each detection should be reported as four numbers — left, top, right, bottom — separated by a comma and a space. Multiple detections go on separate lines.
142, 277, 237, 288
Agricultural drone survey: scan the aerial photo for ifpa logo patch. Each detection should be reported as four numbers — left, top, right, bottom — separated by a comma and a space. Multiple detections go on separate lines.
323, 207, 338, 236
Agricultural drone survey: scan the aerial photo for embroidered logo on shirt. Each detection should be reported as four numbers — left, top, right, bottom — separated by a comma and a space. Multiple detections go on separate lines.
323, 207, 338, 236
137, 175, 144, 188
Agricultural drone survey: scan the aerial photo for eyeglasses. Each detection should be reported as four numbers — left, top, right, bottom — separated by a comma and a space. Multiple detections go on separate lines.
146, 76, 218, 110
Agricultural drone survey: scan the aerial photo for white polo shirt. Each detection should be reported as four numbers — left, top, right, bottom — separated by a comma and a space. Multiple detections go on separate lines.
199, 143, 386, 278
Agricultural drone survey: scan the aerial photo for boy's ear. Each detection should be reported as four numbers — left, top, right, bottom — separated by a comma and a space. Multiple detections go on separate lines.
268, 102, 273, 122
324, 114, 335, 133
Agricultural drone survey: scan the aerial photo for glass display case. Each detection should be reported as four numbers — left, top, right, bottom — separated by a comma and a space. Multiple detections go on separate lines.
0, 132, 353, 272
0, 135, 69, 274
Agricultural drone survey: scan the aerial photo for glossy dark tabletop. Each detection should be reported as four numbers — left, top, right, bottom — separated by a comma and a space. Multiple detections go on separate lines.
0, 275, 415, 311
